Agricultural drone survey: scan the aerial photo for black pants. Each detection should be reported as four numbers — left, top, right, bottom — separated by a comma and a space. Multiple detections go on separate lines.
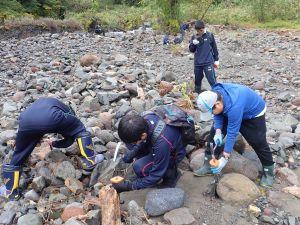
205, 115, 274, 166
194, 64, 216, 93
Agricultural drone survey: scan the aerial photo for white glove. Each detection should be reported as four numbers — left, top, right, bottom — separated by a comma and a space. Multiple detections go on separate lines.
214, 61, 219, 67
211, 157, 228, 174
192, 39, 199, 45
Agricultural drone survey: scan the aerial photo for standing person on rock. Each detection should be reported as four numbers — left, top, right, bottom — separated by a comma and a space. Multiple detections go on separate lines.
189, 20, 219, 94
0, 97, 104, 200
194, 83, 275, 187
112, 105, 192, 193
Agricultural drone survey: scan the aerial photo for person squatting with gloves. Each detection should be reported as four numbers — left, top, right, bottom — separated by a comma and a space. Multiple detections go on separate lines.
189, 20, 219, 94
112, 112, 186, 193
194, 83, 275, 187
0, 97, 104, 200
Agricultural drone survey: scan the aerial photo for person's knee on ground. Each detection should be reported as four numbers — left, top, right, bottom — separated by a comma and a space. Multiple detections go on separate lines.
76, 131, 104, 174
0, 164, 22, 200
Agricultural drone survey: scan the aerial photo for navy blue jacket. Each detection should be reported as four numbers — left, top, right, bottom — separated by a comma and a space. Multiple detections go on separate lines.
19, 97, 86, 148
125, 114, 186, 190
212, 83, 266, 153
189, 31, 219, 66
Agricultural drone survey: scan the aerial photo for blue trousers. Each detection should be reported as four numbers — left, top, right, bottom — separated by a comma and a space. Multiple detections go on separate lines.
194, 64, 216, 93
132, 147, 185, 178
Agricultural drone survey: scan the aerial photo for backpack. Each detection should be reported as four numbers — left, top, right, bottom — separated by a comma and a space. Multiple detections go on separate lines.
141, 104, 195, 146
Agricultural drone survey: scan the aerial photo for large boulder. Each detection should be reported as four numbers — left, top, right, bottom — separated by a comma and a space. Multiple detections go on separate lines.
276, 167, 299, 186
216, 173, 260, 204
61, 202, 85, 222
17, 214, 43, 225
223, 151, 259, 181
145, 188, 185, 216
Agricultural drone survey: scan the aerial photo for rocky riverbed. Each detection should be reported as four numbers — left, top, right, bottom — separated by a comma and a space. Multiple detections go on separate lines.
0, 26, 299, 225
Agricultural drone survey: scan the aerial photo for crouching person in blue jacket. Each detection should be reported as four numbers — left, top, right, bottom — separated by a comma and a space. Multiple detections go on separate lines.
0, 97, 104, 200
113, 113, 186, 193
194, 83, 274, 187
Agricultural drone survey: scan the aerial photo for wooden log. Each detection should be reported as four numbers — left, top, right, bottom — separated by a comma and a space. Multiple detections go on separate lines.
98, 185, 122, 225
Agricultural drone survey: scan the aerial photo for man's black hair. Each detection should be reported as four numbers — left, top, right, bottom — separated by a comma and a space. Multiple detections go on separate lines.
118, 114, 148, 144
215, 91, 222, 101
194, 20, 205, 30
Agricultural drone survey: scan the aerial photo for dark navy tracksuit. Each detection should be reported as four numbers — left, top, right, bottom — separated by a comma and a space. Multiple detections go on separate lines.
207, 83, 274, 166
189, 32, 219, 93
123, 114, 186, 190
11, 98, 86, 166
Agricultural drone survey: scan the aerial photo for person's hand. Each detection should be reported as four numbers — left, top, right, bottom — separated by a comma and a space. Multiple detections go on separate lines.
211, 157, 228, 174
214, 61, 219, 69
192, 39, 199, 45
213, 129, 223, 146
112, 180, 133, 193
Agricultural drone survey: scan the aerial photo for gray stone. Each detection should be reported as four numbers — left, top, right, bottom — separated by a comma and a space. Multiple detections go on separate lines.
24, 190, 40, 201
162, 71, 176, 82
17, 214, 42, 225
242, 150, 263, 172
127, 200, 145, 225
277, 91, 292, 102
0, 210, 16, 225
32, 176, 46, 192
163, 207, 196, 225
95, 130, 114, 144
54, 161, 76, 180
74, 67, 90, 80
49, 193, 67, 202
145, 188, 185, 216
260, 215, 275, 224
97, 91, 130, 105
86, 210, 101, 225
64, 218, 85, 225
131, 98, 145, 113
283, 114, 299, 128
288, 216, 296, 225
71, 82, 86, 94
115, 104, 132, 119
0, 130, 16, 144
223, 151, 259, 181
1, 101, 17, 116
82, 96, 101, 111
278, 136, 294, 149
125, 83, 138, 96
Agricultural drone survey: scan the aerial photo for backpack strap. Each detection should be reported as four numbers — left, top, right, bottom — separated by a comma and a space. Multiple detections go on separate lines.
151, 120, 166, 145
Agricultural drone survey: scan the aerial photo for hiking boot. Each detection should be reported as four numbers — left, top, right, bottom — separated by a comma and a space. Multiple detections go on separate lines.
79, 154, 104, 175
76, 131, 105, 174
260, 164, 275, 188
158, 167, 181, 188
193, 154, 213, 177
0, 164, 22, 200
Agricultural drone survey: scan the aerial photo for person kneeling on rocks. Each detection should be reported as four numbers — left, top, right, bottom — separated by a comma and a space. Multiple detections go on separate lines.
0, 97, 104, 200
113, 109, 189, 193
194, 83, 275, 188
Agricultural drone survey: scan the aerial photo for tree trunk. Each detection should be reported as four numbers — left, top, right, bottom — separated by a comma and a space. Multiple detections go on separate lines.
98, 185, 122, 225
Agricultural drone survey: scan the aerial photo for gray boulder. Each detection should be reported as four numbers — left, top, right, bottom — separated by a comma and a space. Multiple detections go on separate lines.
0, 210, 16, 225
145, 188, 185, 216
17, 214, 42, 225
54, 161, 76, 180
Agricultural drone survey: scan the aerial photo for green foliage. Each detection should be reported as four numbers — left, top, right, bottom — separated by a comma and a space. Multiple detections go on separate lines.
0, 0, 299, 30
250, 0, 299, 22
155, 0, 181, 33
0, 0, 24, 22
